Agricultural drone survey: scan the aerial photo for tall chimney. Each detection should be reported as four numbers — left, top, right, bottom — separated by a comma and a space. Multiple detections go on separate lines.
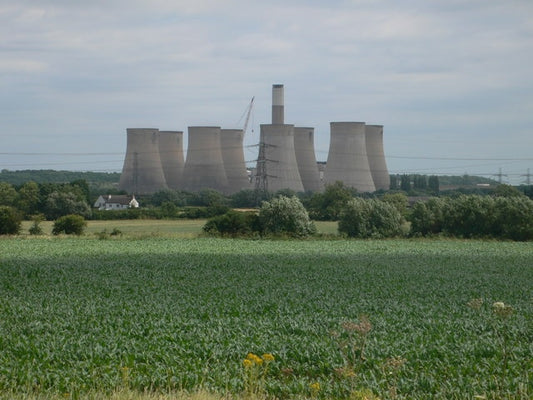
272, 84, 284, 124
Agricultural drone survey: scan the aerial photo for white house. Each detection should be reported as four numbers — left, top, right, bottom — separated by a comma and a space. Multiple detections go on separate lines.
94, 195, 139, 210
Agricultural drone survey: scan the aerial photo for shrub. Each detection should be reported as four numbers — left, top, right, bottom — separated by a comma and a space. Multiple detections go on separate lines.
441, 195, 495, 238
307, 181, 355, 221
409, 197, 448, 236
0, 206, 21, 235
493, 196, 533, 241
28, 214, 45, 235
259, 196, 316, 237
52, 214, 87, 235
338, 198, 403, 238
203, 210, 259, 237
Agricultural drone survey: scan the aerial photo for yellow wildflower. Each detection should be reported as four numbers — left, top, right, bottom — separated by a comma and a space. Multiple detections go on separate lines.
262, 353, 275, 362
310, 382, 321, 392
242, 359, 253, 368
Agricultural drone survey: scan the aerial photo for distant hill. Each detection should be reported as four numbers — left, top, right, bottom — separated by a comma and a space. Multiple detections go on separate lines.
0, 169, 120, 187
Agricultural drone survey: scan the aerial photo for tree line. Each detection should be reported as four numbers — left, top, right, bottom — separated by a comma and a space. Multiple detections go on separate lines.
1, 175, 533, 241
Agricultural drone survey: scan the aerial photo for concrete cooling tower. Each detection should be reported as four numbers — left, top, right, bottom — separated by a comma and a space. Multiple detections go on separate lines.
182, 126, 228, 193
257, 124, 304, 192
255, 84, 304, 192
158, 130, 185, 190
118, 128, 168, 194
220, 129, 250, 194
324, 122, 376, 192
365, 124, 390, 191
294, 127, 322, 192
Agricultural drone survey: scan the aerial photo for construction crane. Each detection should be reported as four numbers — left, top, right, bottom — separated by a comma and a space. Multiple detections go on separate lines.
240, 96, 254, 136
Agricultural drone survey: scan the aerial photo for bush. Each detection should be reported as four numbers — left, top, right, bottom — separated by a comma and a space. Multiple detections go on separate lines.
307, 181, 356, 221
441, 195, 495, 238
0, 206, 21, 235
409, 195, 533, 241
409, 197, 448, 236
493, 196, 533, 241
259, 196, 316, 237
203, 210, 260, 237
338, 198, 403, 238
28, 214, 45, 235
52, 214, 87, 235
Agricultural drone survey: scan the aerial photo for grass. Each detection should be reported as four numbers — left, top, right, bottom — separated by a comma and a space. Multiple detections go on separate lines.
20, 219, 208, 238
0, 238, 531, 399
20, 219, 339, 237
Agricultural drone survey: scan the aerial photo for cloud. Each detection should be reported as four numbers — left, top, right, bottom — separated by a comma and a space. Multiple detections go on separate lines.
1, 1, 532, 181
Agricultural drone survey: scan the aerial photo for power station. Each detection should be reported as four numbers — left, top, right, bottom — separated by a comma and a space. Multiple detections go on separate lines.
118, 84, 390, 195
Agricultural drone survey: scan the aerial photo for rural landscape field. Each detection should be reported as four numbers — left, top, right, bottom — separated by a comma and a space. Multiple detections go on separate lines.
0, 235, 531, 399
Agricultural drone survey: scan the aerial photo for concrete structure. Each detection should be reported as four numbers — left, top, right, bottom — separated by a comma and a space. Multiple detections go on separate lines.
118, 128, 168, 194
220, 128, 250, 194
257, 124, 304, 192
182, 126, 228, 193
324, 122, 376, 192
272, 84, 284, 124
255, 84, 304, 192
158, 130, 185, 190
294, 127, 322, 192
365, 124, 390, 191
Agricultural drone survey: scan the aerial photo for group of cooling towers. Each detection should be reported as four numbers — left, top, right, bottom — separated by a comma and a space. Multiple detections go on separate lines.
118, 84, 390, 195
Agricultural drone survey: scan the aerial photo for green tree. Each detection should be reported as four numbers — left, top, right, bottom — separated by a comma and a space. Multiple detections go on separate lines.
52, 214, 87, 235
0, 182, 17, 206
0, 206, 21, 235
389, 174, 399, 190
203, 210, 259, 237
28, 214, 45, 235
428, 175, 440, 194
413, 175, 427, 190
338, 198, 403, 238
44, 191, 92, 220
70, 179, 91, 203
442, 195, 496, 238
493, 184, 523, 198
409, 197, 448, 236
381, 192, 408, 218
493, 196, 533, 241
259, 196, 316, 237
308, 181, 355, 220
17, 181, 41, 216
400, 175, 411, 192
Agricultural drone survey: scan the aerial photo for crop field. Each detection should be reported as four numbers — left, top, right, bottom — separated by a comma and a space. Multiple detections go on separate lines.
0, 238, 531, 399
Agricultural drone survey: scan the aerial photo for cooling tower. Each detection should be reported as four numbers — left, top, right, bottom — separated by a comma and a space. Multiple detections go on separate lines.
365, 124, 390, 191
256, 124, 304, 192
118, 128, 168, 194
182, 126, 228, 193
294, 127, 322, 192
220, 129, 250, 194
323, 122, 376, 192
272, 84, 284, 124
158, 130, 185, 190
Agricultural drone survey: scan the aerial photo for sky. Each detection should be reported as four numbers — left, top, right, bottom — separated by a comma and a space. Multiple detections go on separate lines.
1, 0, 532, 184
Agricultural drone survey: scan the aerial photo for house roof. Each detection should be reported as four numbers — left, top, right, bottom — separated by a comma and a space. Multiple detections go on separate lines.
102, 195, 135, 205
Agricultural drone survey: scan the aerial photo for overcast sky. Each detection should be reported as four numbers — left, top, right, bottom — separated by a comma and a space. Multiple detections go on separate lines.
1, 0, 532, 183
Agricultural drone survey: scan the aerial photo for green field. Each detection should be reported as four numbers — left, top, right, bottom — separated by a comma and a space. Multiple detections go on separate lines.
0, 238, 531, 399
20, 219, 339, 237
